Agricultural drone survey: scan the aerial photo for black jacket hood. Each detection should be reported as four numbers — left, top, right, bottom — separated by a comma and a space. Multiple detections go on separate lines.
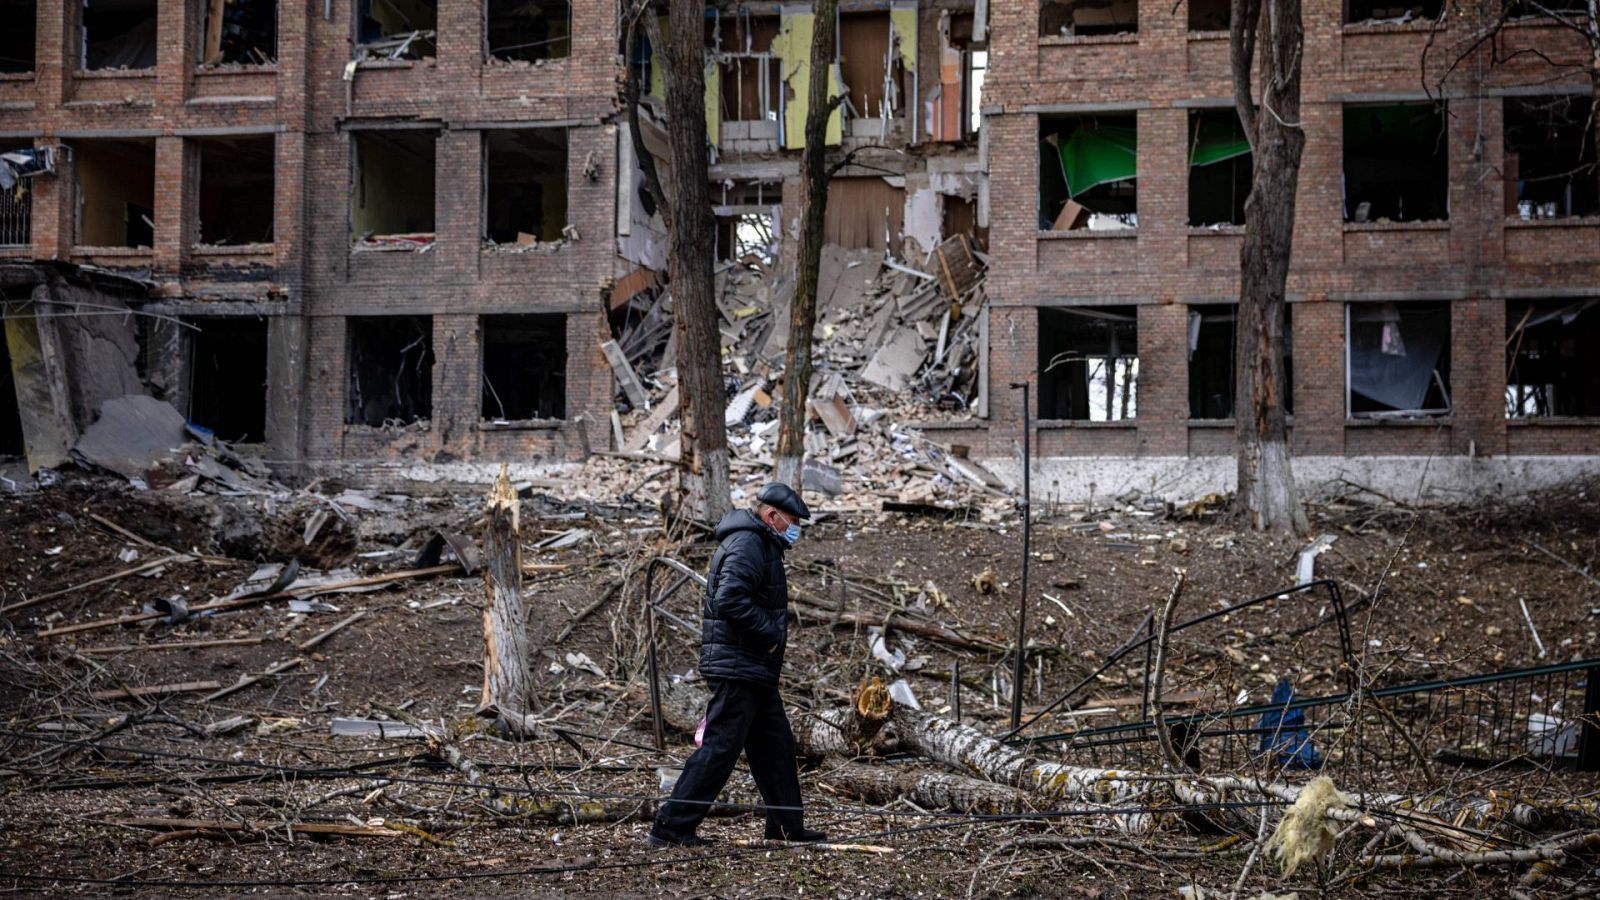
714, 508, 784, 549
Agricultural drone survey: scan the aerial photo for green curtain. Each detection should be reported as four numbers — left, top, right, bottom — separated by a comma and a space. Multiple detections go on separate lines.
1189, 118, 1251, 167
1052, 125, 1137, 197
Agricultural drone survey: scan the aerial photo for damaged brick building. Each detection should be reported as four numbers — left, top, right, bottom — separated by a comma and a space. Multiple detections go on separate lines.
2, 0, 1598, 500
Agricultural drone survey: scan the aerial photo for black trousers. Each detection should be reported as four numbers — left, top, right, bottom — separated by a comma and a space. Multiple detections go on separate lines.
652, 678, 805, 839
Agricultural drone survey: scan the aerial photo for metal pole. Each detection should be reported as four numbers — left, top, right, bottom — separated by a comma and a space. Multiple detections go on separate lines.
644, 562, 665, 752
1008, 381, 1031, 731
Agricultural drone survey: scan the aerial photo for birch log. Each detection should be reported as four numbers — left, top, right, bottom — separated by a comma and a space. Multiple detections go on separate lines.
480, 466, 537, 737
821, 762, 1034, 816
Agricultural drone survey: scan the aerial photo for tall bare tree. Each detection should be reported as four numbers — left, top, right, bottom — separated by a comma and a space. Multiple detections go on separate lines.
1230, 0, 1309, 534
774, 0, 841, 488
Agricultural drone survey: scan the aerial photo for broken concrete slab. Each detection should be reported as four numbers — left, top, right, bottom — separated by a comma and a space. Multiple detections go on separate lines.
72, 395, 188, 481
860, 327, 927, 391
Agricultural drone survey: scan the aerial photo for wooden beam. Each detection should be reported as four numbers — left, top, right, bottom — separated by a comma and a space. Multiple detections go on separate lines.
90, 680, 222, 701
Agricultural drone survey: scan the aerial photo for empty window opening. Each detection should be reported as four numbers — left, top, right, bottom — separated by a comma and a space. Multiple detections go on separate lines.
1189, 110, 1252, 226
1504, 96, 1599, 220
74, 138, 156, 248
1040, 0, 1137, 37
197, 136, 274, 246
351, 130, 436, 249
356, 0, 436, 60
1347, 301, 1451, 417
201, 0, 276, 66
1506, 299, 1600, 418
1343, 103, 1449, 223
1187, 304, 1293, 419
1344, 0, 1441, 25
483, 129, 567, 245
81, 0, 157, 70
481, 314, 566, 421
1188, 0, 1230, 31
0, 325, 24, 458
1039, 306, 1139, 421
185, 316, 267, 443
838, 12, 909, 124
0, 0, 36, 73
487, 0, 569, 63
1040, 113, 1137, 231
347, 316, 433, 427
713, 14, 781, 126
716, 212, 776, 265
966, 49, 987, 136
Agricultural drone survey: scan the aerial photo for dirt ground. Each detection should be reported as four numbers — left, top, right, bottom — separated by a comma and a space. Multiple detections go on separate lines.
1, 472, 1597, 897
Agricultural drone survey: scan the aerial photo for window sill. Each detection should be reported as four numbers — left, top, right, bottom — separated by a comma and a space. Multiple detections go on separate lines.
354, 59, 430, 71
1039, 33, 1138, 46
194, 63, 279, 75
1188, 224, 1245, 235
1343, 220, 1449, 232
73, 68, 156, 78
906, 419, 988, 431
1186, 30, 1229, 41
1504, 215, 1600, 229
1341, 19, 1439, 34
193, 243, 274, 256
0, 72, 33, 82
481, 240, 571, 254
1187, 416, 1297, 427
1346, 415, 1453, 427
1036, 419, 1137, 428
479, 419, 565, 431
1506, 416, 1600, 427
344, 421, 432, 434
1037, 228, 1137, 240
72, 245, 153, 258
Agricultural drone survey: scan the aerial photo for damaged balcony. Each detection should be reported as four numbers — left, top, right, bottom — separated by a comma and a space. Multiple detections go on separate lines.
482, 128, 569, 253
80, 0, 157, 71
1347, 301, 1451, 420
184, 316, 268, 444
195, 136, 275, 254
72, 138, 156, 259
346, 315, 433, 431
351, 130, 436, 254
480, 314, 566, 427
199, 0, 277, 68
486, 0, 570, 65
356, 0, 436, 62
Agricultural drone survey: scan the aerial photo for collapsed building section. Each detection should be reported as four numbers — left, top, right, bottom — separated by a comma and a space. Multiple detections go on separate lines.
346, 316, 433, 427
1347, 301, 1451, 417
1503, 96, 1599, 220
1040, 0, 1138, 37
356, 0, 437, 60
483, 128, 567, 246
73, 138, 156, 249
197, 136, 275, 246
351, 130, 436, 250
481, 314, 565, 422
184, 316, 268, 443
1, 0, 36, 73
1187, 109, 1251, 227
824, 177, 906, 253
201, 0, 277, 66
1187, 304, 1292, 419
80, 0, 158, 70
1506, 299, 1600, 418
487, 0, 570, 62
1343, 103, 1449, 223
1040, 113, 1137, 230
1038, 306, 1138, 421
711, 13, 783, 151
836, 10, 913, 138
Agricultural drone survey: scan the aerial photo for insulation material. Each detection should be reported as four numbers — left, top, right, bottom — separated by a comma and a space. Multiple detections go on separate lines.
823, 177, 904, 252
903, 183, 942, 255
772, 9, 842, 150
704, 58, 721, 147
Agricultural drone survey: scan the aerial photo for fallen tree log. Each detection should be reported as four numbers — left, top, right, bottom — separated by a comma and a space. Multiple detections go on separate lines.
820, 761, 1034, 816
657, 676, 894, 759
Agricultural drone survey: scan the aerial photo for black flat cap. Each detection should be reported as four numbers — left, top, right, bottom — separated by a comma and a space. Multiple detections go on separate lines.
756, 483, 811, 521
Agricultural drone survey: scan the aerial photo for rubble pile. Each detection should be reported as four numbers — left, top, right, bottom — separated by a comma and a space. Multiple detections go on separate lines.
599, 235, 1009, 516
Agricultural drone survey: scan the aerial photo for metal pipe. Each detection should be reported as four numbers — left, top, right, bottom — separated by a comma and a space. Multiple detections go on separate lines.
643, 557, 710, 752
1008, 381, 1031, 731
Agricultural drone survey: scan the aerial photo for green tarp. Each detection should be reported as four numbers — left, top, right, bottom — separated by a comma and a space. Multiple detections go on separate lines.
1049, 120, 1251, 197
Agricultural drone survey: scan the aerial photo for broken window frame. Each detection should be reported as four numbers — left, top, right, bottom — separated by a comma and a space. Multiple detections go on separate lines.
480, 314, 567, 423
194, 135, 276, 247
349, 128, 438, 251
1342, 0, 1442, 26
197, 0, 278, 67
79, 0, 158, 71
1505, 299, 1600, 419
709, 11, 783, 132
345, 315, 435, 428
1039, 112, 1138, 231
1502, 95, 1599, 221
1038, 305, 1139, 422
183, 315, 269, 444
1342, 102, 1451, 224
1039, 0, 1139, 38
1345, 301, 1452, 419
480, 127, 569, 247
72, 138, 157, 249
1187, 108, 1252, 227
354, 0, 438, 62
713, 179, 781, 265
0, 0, 37, 73
485, 0, 571, 63
964, 48, 987, 138
1186, 303, 1293, 420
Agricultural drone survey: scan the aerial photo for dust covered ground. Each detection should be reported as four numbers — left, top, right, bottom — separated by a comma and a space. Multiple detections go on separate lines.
1, 473, 1598, 897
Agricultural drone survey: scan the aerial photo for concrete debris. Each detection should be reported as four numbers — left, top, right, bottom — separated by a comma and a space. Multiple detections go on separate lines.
72, 396, 188, 482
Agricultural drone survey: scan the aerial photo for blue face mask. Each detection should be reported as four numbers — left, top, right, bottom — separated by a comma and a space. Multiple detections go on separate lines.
781, 523, 802, 546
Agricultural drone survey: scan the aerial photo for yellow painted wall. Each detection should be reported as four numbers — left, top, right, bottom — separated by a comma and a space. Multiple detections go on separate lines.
772, 9, 841, 150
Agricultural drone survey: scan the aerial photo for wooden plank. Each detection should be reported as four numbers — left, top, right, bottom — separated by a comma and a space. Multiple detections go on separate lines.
621, 386, 679, 452
202, 658, 304, 702
90, 680, 222, 701
297, 610, 369, 652
331, 717, 429, 739
114, 817, 401, 839
599, 340, 649, 409
1, 553, 192, 615
80, 637, 265, 655
203, 0, 227, 64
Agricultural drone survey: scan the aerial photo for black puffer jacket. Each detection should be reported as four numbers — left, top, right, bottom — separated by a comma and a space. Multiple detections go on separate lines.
698, 509, 789, 685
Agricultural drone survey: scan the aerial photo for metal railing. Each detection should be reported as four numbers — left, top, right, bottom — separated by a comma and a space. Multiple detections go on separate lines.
643, 557, 707, 751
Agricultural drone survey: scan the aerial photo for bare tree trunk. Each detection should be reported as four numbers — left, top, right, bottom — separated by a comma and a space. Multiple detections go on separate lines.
773, 0, 840, 489
480, 466, 536, 737
1231, 0, 1309, 535
662, 0, 730, 523
821, 762, 1035, 815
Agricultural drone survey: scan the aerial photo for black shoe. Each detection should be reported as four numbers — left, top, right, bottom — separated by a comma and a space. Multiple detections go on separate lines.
647, 831, 713, 849
764, 827, 828, 843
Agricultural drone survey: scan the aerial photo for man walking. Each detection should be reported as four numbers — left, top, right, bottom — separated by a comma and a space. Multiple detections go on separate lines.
648, 483, 827, 848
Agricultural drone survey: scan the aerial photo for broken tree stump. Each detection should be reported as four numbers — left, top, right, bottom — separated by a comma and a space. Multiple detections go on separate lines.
792, 678, 892, 757
480, 465, 538, 737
